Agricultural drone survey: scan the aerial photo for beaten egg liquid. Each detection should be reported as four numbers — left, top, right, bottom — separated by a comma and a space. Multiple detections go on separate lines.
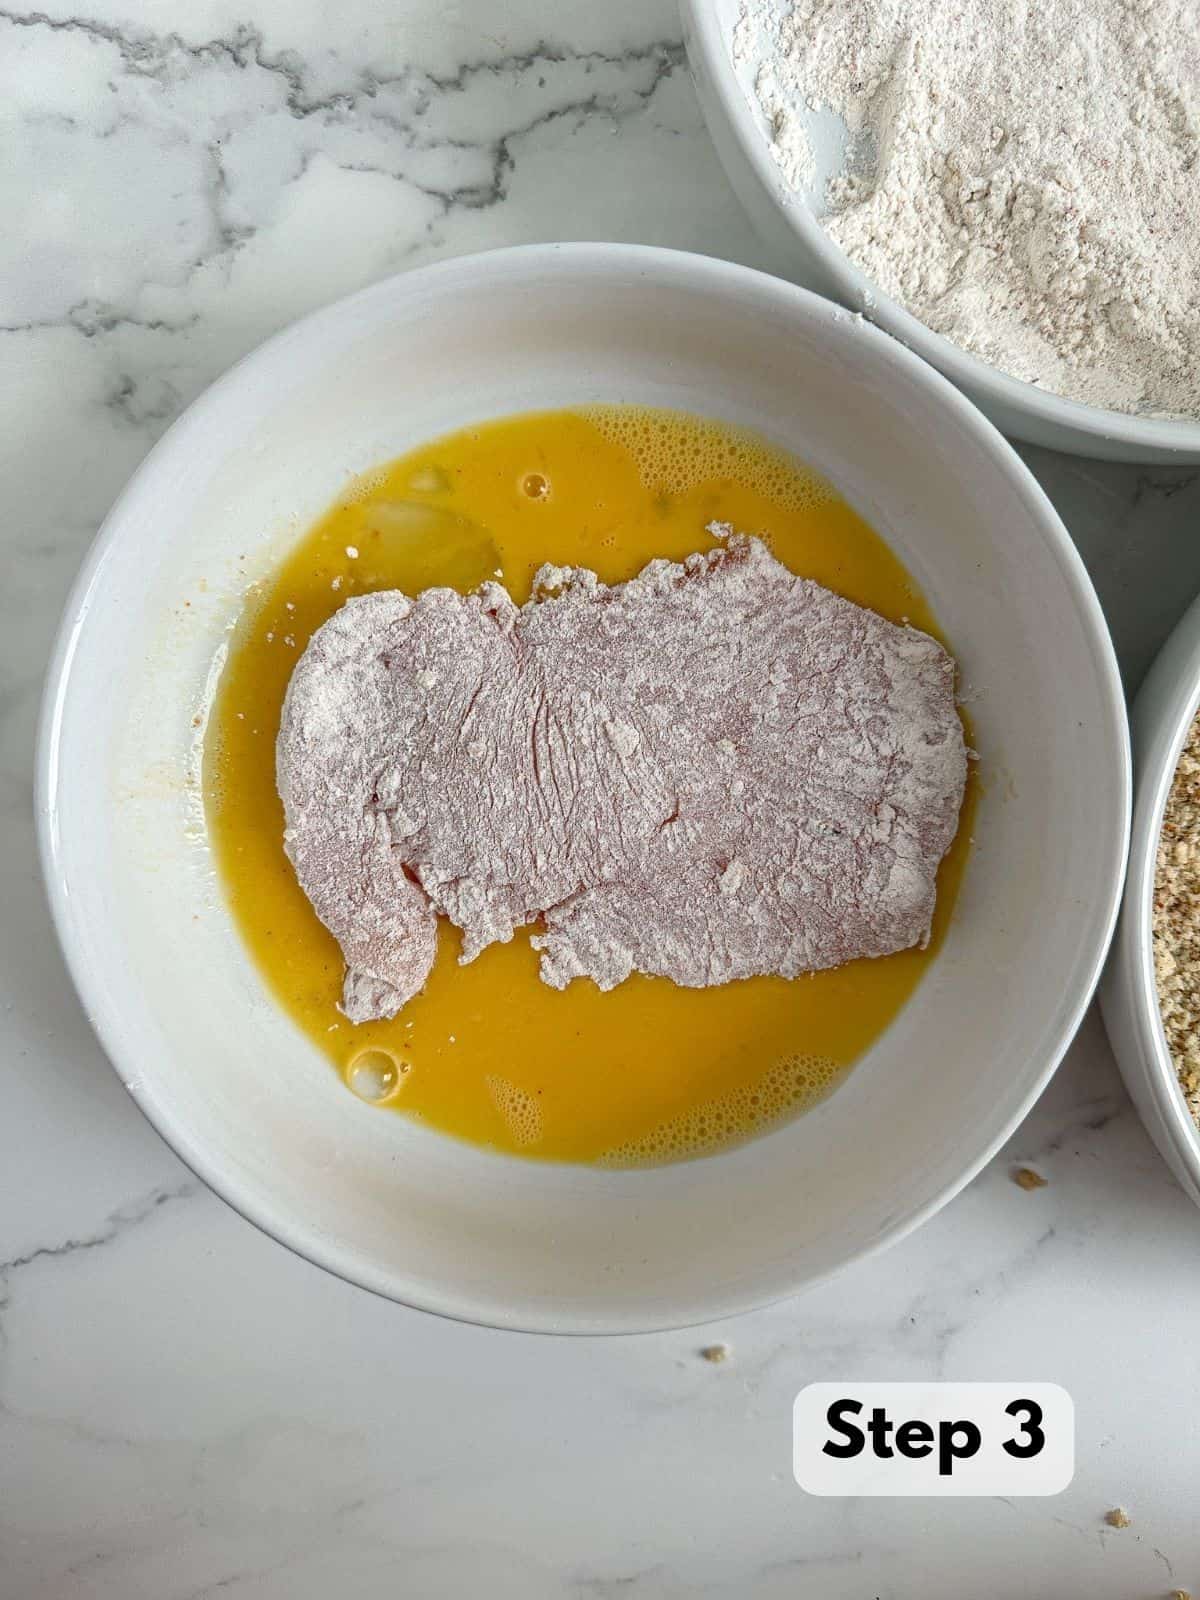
205, 407, 973, 1165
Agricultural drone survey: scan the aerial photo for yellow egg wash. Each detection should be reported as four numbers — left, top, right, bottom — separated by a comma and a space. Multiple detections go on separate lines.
205, 407, 974, 1166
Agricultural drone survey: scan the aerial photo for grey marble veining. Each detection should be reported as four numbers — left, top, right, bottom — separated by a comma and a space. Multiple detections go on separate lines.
4, 2, 1200, 1596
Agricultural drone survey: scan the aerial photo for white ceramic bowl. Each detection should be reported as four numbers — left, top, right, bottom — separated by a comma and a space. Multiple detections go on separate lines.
680, 0, 1200, 463
1101, 595, 1200, 1208
38, 244, 1129, 1333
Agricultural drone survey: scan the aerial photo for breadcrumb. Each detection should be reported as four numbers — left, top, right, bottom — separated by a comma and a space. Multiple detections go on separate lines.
1013, 1166, 1047, 1190
700, 1343, 730, 1363
1155, 715, 1200, 1124
1104, 1507, 1131, 1529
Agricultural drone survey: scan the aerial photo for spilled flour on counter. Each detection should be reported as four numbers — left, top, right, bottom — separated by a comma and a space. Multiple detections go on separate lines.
740, 0, 1200, 416
278, 534, 966, 1023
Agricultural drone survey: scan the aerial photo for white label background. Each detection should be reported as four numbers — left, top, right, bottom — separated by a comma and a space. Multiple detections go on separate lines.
794, 1383, 1074, 1496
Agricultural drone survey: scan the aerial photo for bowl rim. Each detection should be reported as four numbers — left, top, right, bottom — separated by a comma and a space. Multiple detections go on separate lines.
679, 0, 1200, 457
36, 241, 1132, 1333
1111, 594, 1200, 1194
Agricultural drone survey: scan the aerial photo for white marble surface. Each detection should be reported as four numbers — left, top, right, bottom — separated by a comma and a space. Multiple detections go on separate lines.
4, 2, 1200, 1595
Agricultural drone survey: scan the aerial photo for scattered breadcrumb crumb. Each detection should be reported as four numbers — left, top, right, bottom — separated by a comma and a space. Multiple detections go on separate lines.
1013, 1166, 1048, 1191
1169, 1588, 1191, 1599
1104, 1507, 1131, 1528
700, 1343, 730, 1363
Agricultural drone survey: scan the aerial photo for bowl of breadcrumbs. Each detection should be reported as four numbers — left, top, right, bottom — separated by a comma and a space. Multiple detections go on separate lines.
1103, 590, 1200, 1209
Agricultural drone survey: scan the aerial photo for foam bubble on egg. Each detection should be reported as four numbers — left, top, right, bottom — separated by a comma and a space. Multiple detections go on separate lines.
597, 1052, 841, 1167
486, 1074, 544, 1146
579, 406, 837, 512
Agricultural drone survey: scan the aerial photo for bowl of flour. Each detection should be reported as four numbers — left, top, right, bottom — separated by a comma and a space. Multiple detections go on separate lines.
681, 0, 1200, 460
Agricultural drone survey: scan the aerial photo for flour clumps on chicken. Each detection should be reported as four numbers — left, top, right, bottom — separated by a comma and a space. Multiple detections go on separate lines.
277, 533, 966, 1022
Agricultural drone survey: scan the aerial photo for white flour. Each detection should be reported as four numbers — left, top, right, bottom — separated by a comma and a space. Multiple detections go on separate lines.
740, 0, 1200, 416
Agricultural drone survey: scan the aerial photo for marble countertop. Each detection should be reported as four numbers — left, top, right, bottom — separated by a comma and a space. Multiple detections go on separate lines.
4, 2, 1200, 1595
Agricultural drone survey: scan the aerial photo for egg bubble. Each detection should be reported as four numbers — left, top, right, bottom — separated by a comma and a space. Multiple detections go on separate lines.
487, 1075, 544, 1146
520, 471, 551, 500
347, 1048, 408, 1103
580, 406, 838, 511
598, 1051, 843, 1167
